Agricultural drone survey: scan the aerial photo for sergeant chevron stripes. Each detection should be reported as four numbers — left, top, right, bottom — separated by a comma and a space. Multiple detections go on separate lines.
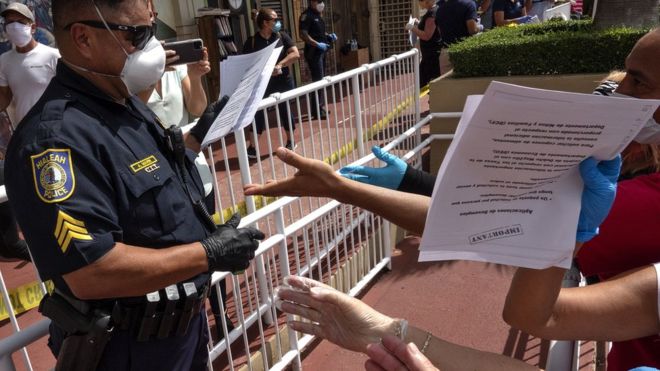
54, 210, 93, 253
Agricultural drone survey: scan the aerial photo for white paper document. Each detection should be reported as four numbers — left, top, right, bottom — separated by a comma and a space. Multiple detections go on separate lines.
201, 42, 283, 148
419, 82, 660, 269
408, 16, 418, 46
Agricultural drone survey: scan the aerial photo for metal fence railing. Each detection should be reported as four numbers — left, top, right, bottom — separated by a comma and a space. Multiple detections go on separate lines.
0, 49, 423, 371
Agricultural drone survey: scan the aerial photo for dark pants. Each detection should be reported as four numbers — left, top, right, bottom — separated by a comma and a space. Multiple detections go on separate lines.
254, 77, 296, 134
0, 161, 25, 257
49, 309, 210, 371
420, 49, 441, 88
304, 48, 326, 115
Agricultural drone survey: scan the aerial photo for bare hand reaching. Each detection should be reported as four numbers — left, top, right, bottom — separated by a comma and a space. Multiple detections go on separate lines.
275, 276, 398, 353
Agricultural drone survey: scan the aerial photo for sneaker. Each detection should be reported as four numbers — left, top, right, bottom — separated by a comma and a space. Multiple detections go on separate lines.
246, 146, 257, 159
311, 108, 328, 120
285, 141, 297, 151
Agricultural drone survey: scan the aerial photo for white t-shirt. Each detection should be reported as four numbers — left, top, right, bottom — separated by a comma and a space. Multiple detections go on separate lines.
0, 43, 60, 125
147, 65, 190, 128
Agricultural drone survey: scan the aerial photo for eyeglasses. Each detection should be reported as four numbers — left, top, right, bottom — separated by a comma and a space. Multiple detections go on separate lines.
64, 20, 156, 50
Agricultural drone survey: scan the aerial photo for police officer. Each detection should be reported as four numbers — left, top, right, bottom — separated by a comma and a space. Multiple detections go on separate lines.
435, 0, 482, 74
406, 0, 442, 87
299, 0, 336, 120
4, 1, 264, 370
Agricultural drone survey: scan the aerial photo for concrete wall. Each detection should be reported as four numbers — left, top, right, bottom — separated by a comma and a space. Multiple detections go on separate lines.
428, 72, 609, 173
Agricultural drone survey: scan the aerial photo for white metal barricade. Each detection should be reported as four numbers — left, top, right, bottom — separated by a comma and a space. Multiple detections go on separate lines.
0, 49, 423, 371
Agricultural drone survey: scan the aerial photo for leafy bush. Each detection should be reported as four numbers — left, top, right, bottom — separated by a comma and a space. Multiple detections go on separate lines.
449, 20, 647, 77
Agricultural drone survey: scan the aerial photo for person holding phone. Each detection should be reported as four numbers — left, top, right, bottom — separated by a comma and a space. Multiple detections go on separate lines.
138, 0, 210, 129
243, 8, 300, 159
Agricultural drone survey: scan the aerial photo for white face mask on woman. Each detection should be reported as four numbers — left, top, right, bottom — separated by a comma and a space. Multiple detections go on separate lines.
611, 92, 660, 145
316, 2, 325, 12
5, 22, 32, 47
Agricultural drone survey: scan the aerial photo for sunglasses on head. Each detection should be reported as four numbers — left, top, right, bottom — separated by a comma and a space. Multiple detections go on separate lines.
64, 20, 157, 50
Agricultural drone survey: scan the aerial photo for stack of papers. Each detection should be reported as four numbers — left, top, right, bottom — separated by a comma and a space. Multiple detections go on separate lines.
201, 43, 283, 148
408, 15, 418, 46
419, 82, 660, 269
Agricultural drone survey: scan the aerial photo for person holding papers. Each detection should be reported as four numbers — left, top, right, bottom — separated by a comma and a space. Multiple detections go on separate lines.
243, 8, 300, 159
246, 28, 660, 370
405, 0, 441, 87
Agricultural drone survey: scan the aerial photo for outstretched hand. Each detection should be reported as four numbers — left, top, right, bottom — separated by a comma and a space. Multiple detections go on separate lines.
339, 146, 407, 190
577, 155, 621, 242
275, 275, 397, 353
365, 335, 439, 371
243, 148, 345, 199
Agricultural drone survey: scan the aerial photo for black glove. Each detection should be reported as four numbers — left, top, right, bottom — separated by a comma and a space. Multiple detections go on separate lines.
201, 213, 265, 272
189, 95, 230, 145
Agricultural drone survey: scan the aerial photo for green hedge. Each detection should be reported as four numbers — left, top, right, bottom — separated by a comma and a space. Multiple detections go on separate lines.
449, 20, 648, 78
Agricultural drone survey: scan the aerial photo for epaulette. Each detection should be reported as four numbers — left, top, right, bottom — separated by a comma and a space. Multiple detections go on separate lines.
40, 98, 74, 122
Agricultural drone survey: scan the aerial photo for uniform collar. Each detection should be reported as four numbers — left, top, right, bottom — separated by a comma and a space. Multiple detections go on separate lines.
54, 61, 126, 106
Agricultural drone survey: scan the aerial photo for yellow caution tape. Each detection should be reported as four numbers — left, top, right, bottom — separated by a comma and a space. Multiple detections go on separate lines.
0, 280, 53, 321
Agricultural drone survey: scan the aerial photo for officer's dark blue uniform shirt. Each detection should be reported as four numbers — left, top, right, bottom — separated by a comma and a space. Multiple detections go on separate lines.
436, 0, 478, 46
5, 62, 211, 297
299, 7, 326, 53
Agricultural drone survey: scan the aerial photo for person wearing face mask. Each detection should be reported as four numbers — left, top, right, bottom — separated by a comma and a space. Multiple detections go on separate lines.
0, 2, 60, 125
243, 8, 300, 159
243, 28, 660, 370
299, 0, 336, 120
406, 0, 441, 87
4, 1, 265, 370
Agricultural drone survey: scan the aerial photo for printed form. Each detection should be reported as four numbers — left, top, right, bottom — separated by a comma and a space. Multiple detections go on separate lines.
419, 82, 660, 269
201, 42, 282, 148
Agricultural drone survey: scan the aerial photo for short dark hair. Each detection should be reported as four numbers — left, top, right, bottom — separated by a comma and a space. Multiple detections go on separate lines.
256, 8, 276, 29
52, 0, 129, 30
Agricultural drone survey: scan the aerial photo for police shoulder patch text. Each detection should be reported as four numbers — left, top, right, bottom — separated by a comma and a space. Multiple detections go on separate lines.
30, 149, 76, 203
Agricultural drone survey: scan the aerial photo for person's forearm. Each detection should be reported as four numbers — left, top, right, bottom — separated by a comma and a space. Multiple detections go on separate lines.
63, 241, 208, 300
185, 76, 207, 117
414, 19, 436, 41
278, 49, 300, 68
404, 326, 540, 370
301, 33, 320, 48
0, 87, 13, 112
338, 178, 429, 235
184, 132, 202, 153
503, 266, 566, 336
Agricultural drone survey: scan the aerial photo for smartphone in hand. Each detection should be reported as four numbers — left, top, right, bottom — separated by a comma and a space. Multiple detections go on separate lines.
163, 39, 204, 66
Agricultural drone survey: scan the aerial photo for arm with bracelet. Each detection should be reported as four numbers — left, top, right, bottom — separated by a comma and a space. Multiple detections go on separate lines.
275, 276, 539, 370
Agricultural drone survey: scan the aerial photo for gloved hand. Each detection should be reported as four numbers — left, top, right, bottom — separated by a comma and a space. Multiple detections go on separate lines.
316, 42, 330, 51
189, 95, 230, 145
576, 156, 621, 243
404, 22, 415, 31
327, 33, 338, 42
339, 146, 408, 190
201, 213, 265, 272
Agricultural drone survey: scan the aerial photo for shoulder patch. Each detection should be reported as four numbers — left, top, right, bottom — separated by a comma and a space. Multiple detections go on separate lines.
31, 149, 76, 203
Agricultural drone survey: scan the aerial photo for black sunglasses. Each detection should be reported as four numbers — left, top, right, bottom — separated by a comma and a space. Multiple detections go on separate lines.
64, 20, 156, 50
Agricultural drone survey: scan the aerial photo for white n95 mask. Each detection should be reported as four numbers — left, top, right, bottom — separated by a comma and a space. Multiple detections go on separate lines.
117, 36, 166, 96
611, 92, 660, 145
316, 2, 326, 12
5, 22, 32, 47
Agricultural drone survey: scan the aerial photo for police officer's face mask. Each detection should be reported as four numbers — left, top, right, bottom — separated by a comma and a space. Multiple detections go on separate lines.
316, 2, 326, 12
92, 3, 165, 96
611, 92, 660, 144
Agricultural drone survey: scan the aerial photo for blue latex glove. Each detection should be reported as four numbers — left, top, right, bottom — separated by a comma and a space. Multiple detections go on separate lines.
317, 42, 330, 51
328, 33, 338, 42
339, 146, 408, 190
576, 156, 621, 243
518, 15, 533, 24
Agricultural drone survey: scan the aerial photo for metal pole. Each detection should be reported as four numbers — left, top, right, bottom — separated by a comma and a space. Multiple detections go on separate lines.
352, 74, 366, 157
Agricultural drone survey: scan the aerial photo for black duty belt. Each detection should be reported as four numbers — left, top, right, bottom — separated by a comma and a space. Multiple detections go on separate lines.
112, 281, 210, 341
